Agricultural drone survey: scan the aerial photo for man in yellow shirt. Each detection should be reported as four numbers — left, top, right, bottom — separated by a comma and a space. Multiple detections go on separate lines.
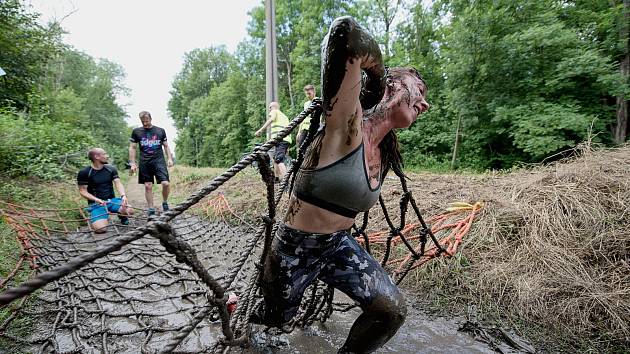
255, 101, 292, 180
296, 84, 316, 147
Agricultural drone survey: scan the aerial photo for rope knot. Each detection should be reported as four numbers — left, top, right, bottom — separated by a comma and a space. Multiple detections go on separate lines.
308, 97, 323, 113
153, 220, 172, 235
419, 227, 429, 239
149, 221, 191, 265
260, 215, 274, 225
389, 227, 402, 237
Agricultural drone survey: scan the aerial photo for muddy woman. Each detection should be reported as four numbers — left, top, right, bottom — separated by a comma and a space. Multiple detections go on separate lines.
256, 16, 430, 353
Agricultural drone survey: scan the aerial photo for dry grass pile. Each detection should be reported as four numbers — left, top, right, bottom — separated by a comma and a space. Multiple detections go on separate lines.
432, 145, 630, 347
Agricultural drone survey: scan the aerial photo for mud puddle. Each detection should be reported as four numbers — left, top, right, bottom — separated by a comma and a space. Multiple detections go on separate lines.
242, 290, 528, 354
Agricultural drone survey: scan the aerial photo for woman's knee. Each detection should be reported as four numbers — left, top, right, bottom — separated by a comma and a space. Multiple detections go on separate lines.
367, 293, 407, 328
91, 220, 108, 233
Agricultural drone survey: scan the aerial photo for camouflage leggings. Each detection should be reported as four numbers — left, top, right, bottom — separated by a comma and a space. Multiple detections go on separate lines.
260, 224, 401, 326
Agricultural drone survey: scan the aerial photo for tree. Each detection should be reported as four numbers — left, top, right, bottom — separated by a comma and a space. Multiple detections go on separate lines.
391, 1, 454, 168
168, 47, 236, 165
358, 0, 402, 60
615, 0, 629, 143
558, 0, 630, 144
0, 0, 132, 174
0, 0, 59, 110
441, 0, 624, 168
168, 46, 235, 129
168, 0, 628, 169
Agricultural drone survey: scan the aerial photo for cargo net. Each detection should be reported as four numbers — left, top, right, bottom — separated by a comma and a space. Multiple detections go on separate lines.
0, 102, 482, 353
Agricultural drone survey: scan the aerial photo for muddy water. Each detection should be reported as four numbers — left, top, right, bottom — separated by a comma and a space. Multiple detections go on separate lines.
243, 291, 499, 354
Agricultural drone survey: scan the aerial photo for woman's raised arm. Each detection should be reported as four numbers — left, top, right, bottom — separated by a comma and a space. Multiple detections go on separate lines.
321, 17, 385, 127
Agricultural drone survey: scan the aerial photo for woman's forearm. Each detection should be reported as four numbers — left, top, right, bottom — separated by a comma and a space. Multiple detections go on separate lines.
321, 16, 385, 111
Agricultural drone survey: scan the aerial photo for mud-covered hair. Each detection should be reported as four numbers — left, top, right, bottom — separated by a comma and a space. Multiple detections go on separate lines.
377, 67, 426, 180
385, 67, 426, 90
379, 130, 404, 179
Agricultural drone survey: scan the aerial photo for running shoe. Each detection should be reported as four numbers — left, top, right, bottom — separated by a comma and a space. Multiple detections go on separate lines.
147, 208, 156, 217
226, 292, 238, 315
119, 216, 130, 225
162, 201, 169, 211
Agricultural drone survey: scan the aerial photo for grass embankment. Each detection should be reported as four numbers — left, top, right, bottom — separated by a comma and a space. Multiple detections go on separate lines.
168, 165, 271, 220
404, 145, 630, 353
168, 145, 630, 353
0, 177, 83, 351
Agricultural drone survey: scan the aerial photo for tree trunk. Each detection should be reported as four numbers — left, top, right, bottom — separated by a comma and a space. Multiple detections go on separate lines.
286, 59, 294, 110
194, 134, 200, 167
375, 0, 401, 59
451, 113, 462, 169
614, 0, 629, 144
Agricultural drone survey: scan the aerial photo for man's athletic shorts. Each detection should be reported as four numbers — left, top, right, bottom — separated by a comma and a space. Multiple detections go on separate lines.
274, 141, 290, 163
85, 197, 123, 223
138, 160, 169, 184
260, 223, 401, 326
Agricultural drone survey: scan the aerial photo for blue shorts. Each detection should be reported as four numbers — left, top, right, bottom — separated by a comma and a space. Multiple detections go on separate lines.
85, 197, 123, 223
260, 224, 401, 326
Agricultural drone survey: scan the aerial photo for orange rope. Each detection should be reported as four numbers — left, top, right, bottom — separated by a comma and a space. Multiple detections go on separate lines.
203, 192, 243, 221
0, 197, 483, 277
359, 202, 484, 273
2, 212, 39, 270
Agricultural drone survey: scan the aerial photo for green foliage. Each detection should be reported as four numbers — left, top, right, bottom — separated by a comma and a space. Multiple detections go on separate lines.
438, 0, 628, 168
168, 0, 628, 171
180, 70, 254, 166
168, 46, 236, 129
0, 1, 131, 178
247, 0, 358, 116
494, 101, 595, 159
0, 110, 95, 179
0, 0, 60, 110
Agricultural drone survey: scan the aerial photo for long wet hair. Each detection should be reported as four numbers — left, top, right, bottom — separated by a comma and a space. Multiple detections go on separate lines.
369, 67, 426, 180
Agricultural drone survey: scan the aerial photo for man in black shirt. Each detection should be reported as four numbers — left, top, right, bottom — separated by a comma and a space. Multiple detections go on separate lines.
78, 148, 134, 233
129, 110, 174, 216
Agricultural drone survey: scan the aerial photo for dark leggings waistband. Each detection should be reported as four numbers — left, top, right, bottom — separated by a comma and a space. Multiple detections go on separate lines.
277, 223, 349, 246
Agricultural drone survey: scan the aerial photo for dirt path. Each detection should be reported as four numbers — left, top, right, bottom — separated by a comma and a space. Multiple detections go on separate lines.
125, 177, 149, 212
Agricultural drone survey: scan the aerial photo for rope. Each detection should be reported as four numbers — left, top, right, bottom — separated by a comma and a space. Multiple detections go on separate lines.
0, 100, 483, 353
0, 103, 315, 307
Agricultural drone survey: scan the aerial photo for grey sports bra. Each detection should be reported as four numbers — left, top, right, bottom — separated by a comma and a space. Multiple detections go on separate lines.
293, 142, 382, 218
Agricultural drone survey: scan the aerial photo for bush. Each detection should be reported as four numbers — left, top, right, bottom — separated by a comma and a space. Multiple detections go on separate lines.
0, 109, 95, 179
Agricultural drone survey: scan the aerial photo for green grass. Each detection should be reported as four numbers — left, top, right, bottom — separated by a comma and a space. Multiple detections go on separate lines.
0, 175, 81, 350
0, 221, 34, 353
0, 223, 32, 284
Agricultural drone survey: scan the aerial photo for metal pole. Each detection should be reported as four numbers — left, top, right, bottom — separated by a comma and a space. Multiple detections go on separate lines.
265, 0, 279, 139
